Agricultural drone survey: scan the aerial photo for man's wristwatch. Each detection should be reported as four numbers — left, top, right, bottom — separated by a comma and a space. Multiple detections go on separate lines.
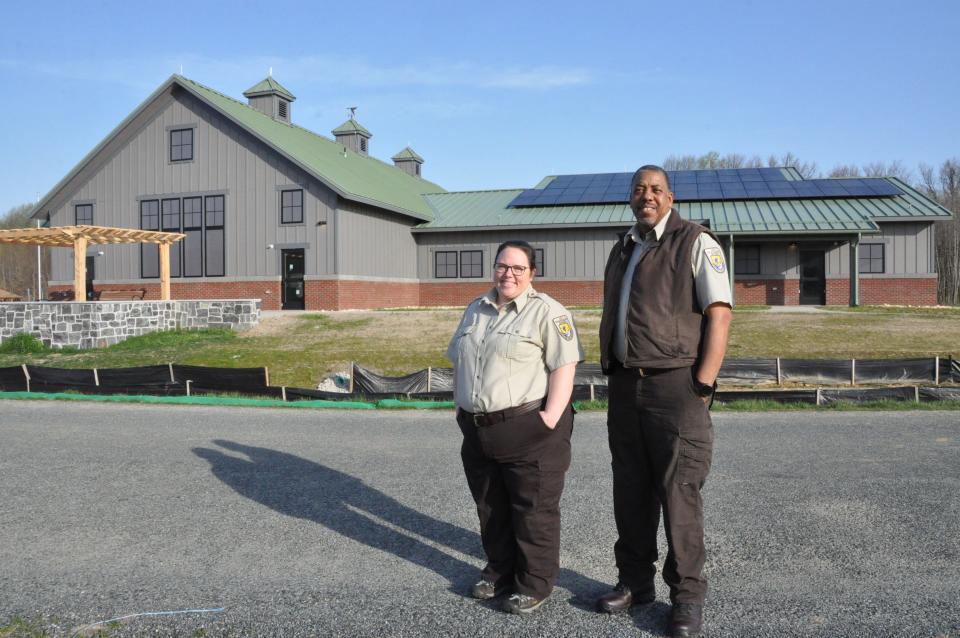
694, 379, 716, 398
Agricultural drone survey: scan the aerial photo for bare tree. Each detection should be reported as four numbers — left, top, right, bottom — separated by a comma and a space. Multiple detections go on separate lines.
664, 151, 812, 172
828, 164, 862, 177
920, 159, 960, 305
0, 203, 50, 300
862, 160, 912, 182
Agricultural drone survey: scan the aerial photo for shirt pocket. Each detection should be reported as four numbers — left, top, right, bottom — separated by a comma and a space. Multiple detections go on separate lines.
455, 324, 478, 358
495, 327, 542, 362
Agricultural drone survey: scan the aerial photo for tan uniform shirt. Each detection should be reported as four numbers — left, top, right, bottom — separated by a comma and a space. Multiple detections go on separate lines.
614, 210, 733, 362
447, 285, 584, 413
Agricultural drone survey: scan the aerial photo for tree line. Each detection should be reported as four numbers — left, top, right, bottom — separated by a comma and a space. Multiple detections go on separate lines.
662, 152, 960, 305
2, 155, 959, 304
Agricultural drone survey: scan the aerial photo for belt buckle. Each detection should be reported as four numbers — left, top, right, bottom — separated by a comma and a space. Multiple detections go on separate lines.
473, 413, 483, 427
636, 367, 646, 377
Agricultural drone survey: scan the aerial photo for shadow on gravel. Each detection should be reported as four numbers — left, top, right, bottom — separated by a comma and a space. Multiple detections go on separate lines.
192, 440, 617, 611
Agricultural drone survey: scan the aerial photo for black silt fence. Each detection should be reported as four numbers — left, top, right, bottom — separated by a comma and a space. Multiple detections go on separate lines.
171, 364, 270, 395
0, 365, 28, 391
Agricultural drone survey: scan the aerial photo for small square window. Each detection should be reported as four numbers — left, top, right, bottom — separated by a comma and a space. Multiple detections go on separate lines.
460, 250, 483, 278
281, 189, 303, 224
435, 251, 457, 278
859, 244, 884, 274
75, 203, 93, 225
170, 128, 193, 162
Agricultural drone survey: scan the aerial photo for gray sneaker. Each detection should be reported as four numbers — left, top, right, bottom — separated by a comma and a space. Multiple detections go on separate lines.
502, 593, 547, 614
470, 580, 508, 600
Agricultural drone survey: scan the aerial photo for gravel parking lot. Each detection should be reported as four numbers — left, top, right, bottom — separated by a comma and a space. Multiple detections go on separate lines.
1, 401, 958, 637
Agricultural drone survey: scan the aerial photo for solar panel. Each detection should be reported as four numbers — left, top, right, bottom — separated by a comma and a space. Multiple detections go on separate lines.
506, 171, 903, 207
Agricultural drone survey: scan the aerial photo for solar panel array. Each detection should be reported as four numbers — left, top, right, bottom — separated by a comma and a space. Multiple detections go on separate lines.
507, 169, 902, 208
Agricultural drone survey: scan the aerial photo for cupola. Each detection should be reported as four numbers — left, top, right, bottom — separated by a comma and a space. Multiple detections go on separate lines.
243, 76, 296, 124
391, 146, 425, 177
332, 109, 372, 156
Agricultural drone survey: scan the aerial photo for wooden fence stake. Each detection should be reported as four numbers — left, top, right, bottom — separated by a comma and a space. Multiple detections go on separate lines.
186, 380, 192, 396
914, 385, 920, 404
21, 364, 30, 393
349, 362, 355, 394
265, 367, 271, 387
427, 367, 432, 392
281, 386, 287, 401
935, 356, 940, 385
93, 368, 100, 386
851, 359, 856, 386
776, 357, 781, 386
168, 363, 175, 383
815, 387, 822, 406
590, 384, 595, 401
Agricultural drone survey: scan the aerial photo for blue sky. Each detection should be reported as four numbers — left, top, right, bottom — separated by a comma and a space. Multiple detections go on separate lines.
1, 0, 958, 215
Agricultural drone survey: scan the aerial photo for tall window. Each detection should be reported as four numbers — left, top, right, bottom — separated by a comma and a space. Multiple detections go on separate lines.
75, 203, 93, 225
205, 195, 225, 277
162, 199, 181, 277
182, 197, 203, 277
140, 200, 160, 279
435, 251, 457, 278
735, 245, 761, 274
460, 250, 483, 278
859, 244, 884, 273
534, 248, 545, 276
170, 128, 193, 162
281, 189, 303, 224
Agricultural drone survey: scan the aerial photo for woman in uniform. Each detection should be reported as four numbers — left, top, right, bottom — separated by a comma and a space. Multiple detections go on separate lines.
446, 240, 583, 615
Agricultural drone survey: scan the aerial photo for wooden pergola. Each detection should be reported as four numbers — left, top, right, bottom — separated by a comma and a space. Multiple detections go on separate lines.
0, 225, 185, 301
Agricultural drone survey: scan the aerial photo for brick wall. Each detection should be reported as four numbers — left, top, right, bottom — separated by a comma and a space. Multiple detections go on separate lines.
52, 275, 941, 309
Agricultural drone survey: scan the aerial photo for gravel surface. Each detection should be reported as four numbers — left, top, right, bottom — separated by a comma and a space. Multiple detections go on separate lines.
1, 401, 958, 637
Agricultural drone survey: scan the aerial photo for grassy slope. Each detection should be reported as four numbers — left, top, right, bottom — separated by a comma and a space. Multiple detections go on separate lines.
1, 306, 958, 389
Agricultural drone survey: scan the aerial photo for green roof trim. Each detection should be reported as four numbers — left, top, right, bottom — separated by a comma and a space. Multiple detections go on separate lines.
242, 76, 296, 101
332, 118, 372, 137
392, 147, 424, 163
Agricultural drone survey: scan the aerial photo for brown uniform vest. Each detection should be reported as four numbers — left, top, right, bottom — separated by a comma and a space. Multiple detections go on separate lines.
599, 212, 720, 373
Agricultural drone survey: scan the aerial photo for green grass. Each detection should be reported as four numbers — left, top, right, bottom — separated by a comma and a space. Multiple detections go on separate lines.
818, 304, 960, 317
0, 306, 957, 389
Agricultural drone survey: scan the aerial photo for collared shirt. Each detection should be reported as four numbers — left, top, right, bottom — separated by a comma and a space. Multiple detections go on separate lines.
613, 209, 733, 363
447, 285, 584, 413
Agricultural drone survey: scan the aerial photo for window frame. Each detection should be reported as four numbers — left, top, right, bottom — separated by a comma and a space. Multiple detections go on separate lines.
74, 203, 93, 226
434, 250, 458, 279
735, 245, 761, 275
859, 243, 885, 274
459, 250, 483, 278
182, 196, 204, 278
280, 189, 304, 225
139, 199, 160, 279
534, 248, 545, 277
169, 128, 194, 163
204, 195, 226, 277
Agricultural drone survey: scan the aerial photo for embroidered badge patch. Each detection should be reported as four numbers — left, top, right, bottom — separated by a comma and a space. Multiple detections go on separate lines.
553, 315, 574, 342
705, 247, 726, 273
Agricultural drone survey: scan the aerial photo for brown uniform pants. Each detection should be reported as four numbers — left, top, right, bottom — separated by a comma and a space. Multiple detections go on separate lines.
607, 365, 713, 605
457, 403, 574, 600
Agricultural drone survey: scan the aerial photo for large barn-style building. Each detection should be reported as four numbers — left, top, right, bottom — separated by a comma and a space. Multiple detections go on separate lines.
31, 75, 953, 309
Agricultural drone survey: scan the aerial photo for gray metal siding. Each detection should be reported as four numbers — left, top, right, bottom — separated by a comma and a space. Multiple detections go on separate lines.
827, 222, 935, 277
47, 88, 339, 283
337, 200, 418, 279
416, 228, 621, 281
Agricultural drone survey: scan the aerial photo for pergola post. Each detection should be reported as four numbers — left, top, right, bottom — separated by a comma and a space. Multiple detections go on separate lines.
849, 233, 860, 307
73, 236, 87, 301
159, 243, 171, 300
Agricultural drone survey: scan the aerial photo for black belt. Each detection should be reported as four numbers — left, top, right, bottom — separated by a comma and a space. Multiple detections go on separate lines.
614, 362, 674, 377
462, 399, 543, 427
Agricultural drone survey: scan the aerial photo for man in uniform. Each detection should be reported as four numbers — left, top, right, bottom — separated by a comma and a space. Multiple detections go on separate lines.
595, 165, 732, 637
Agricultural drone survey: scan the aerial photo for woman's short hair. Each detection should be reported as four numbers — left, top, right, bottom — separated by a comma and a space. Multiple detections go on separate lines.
495, 240, 537, 271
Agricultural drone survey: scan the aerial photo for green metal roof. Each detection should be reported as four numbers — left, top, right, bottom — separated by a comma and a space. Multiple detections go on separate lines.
392, 147, 424, 163
414, 181, 950, 234
31, 75, 444, 222
243, 76, 296, 101
332, 118, 372, 137
177, 77, 442, 221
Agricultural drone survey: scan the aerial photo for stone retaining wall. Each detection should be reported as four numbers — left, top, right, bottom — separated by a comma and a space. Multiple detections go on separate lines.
0, 300, 260, 349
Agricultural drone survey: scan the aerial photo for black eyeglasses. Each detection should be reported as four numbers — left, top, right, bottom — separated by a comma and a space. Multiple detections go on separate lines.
494, 263, 529, 276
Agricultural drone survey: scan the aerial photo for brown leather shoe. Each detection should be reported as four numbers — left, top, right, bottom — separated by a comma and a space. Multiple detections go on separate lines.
595, 582, 655, 614
669, 603, 703, 637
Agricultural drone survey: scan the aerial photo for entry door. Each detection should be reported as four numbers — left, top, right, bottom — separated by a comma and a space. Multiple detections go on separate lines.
281, 249, 305, 310
85, 255, 96, 301
799, 250, 825, 305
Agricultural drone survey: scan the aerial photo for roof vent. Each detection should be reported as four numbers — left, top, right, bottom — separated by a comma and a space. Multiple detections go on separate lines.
332, 108, 372, 156
243, 76, 296, 123
392, 146, 425, 177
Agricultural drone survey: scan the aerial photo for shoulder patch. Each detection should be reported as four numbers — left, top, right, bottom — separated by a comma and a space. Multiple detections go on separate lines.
704, 247, 726, 273
552, 315, 574, 342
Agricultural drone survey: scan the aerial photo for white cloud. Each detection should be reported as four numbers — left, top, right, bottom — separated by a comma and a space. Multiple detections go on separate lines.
0, 53, 595, 91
